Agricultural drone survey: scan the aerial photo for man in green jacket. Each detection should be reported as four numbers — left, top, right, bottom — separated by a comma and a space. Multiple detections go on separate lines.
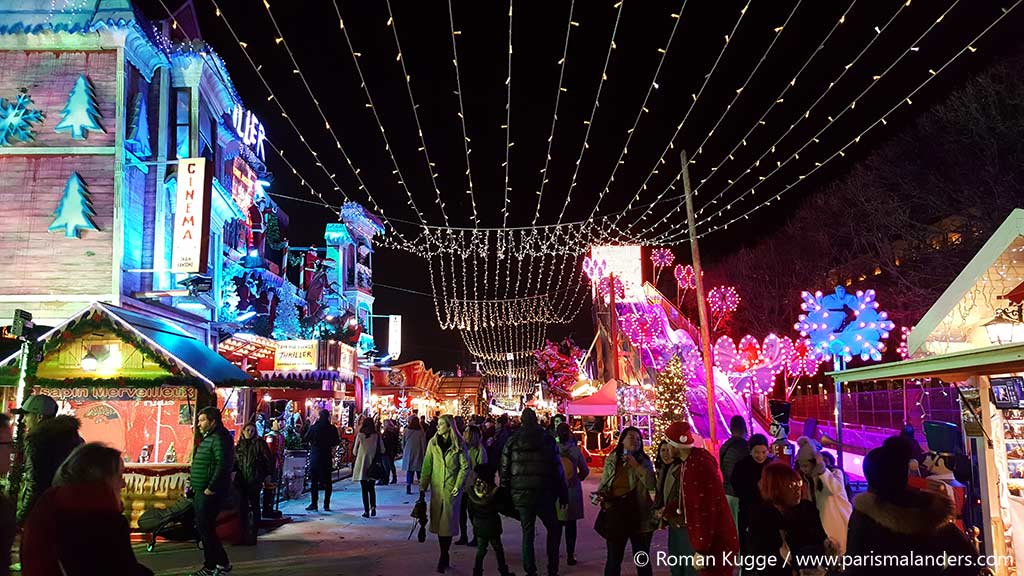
189, 407, 234, 576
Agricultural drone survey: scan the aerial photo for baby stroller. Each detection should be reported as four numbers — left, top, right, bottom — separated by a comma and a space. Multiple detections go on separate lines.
137, 497, 200, 552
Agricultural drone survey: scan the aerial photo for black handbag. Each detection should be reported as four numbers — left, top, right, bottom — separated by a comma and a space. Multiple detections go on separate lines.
368, 436, 390, 482
594, 492, 634, 540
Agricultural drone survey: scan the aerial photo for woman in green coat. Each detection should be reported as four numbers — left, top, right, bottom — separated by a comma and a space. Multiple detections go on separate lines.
420, 414, 469, 573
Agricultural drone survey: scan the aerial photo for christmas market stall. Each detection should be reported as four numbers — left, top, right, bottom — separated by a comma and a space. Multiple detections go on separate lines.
3, 302, 249, 526
823, 208, 1024, 575
368, 360, 443, 422
218, 336, 359, 500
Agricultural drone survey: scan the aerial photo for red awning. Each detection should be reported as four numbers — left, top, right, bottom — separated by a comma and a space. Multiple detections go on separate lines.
1003, 280, 1024, 305
566, 380, 618, 416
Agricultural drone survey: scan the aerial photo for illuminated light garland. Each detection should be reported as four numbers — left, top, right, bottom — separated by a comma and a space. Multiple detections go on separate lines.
640, 0, 1018, 248
609, 0, 802, 236
795, 287, 895, 363
786, 336, 821, 377
256, 0, 405, 231
384, 0, 451, 228
693, 0, 962, 230
446, 0, 479, 227
602, 0, 752, 235
556, 0, 625, 225
713, 333, 791, 394
501, 0, 514, 228
619, 312, 660, 348
686, 0, 1019, 240
674, 264, 700, 290
624, 0, 895, 242
461, 321, 547, 361
685, 0, 863, 216
898, 325, 913, 360
154, 0, 351, 225
331, 0, 431, 235
707, 285, 741, 315
585, 0, 688, 221
203, 0, 401, 235
532, 0, 578, 227
651, 248, 675, 269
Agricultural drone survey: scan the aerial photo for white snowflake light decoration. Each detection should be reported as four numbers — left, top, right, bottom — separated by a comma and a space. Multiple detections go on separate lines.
0, 93, 45, 146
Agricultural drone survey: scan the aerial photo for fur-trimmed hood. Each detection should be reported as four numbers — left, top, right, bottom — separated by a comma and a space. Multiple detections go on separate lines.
26, 415, 81, 444
853, 489, 954, 536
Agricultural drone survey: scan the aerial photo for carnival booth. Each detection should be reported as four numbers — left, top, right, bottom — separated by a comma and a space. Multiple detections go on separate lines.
567, 379, 619, 468
368, 360, 443, 423
825, 209, 1024, 575
218, 336, 359, 500
2, 302, 249, 527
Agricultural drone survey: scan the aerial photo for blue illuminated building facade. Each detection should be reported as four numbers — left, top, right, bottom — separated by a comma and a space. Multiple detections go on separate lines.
0, 0, 291, 346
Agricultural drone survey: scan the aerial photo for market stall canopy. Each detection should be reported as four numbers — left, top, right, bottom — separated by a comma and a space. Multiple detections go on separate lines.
566, 379, 618, 416
3, 302, 250, 391
908, 208, 1024, 356
829, 341, 1024, 383
436, 376, 483, 398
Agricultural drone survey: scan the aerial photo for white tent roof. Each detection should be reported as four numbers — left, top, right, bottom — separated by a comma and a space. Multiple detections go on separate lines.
910, 209, 1024, 356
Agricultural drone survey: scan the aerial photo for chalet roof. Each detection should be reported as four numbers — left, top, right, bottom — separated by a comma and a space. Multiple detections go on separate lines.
21, 302, 250, 390
0, 0, 137, 35
908, 209, 1024, 356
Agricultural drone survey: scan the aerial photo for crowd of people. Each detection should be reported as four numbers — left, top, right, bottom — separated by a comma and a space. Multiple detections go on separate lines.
0, 391, 993, 576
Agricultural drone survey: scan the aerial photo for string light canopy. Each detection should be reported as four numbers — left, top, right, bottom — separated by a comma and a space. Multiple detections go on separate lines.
154, 0, 1023, 378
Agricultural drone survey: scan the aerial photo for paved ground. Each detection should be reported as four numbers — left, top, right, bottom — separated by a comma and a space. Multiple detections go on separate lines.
136, 473, 676, 576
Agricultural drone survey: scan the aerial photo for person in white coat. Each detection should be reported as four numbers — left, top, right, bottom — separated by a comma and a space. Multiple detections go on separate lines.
796, 436, 852, 555
352, 418, 383, 518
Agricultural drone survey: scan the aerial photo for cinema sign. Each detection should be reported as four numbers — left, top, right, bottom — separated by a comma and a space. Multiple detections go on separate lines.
171, 158, 211, 273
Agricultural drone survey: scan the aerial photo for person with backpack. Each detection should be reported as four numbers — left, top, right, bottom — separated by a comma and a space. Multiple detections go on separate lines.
555, 422, 588, 566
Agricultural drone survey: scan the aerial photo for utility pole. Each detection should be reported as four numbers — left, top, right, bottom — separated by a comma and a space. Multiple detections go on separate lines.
681, 150, 717, 448
608, 272, 620, 381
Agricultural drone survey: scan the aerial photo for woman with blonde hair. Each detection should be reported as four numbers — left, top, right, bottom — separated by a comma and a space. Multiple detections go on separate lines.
420, 414, 469, 573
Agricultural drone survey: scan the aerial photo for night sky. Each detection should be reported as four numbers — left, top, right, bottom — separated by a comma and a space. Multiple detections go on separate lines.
137, 0, 1024, 370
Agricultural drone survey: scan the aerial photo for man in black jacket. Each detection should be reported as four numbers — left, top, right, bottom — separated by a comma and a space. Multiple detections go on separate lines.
189, 406, 234, 576
501, 408, 567, 576
303, 409, 340, 511
14, 394, 83, 525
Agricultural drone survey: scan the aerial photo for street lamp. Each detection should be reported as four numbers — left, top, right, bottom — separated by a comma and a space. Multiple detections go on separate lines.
984, 302, 1024, 344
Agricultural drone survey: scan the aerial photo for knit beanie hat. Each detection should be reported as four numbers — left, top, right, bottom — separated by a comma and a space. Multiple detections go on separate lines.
796, 436, 818, 463
865, 436, 912, 500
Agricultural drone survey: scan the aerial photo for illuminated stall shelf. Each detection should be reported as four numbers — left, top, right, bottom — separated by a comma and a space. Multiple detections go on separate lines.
1, 302, 250, 527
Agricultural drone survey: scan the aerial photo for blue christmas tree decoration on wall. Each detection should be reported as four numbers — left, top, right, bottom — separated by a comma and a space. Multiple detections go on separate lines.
49, 172, 100, 239
54, 75, 104, 140
0, 93, 45, 146
126, 92, 152, 158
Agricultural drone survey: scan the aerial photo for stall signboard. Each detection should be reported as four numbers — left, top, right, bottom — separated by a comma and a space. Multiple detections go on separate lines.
338, 343, 356, 376
589, 245, 644, 302
171, 158, 210, 273
275, 340, 319, 371
388, 315, 402, 360
35, 386, 192, 402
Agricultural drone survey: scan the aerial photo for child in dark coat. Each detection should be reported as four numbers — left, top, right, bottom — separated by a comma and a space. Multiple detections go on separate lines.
466, 464, 514, 576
